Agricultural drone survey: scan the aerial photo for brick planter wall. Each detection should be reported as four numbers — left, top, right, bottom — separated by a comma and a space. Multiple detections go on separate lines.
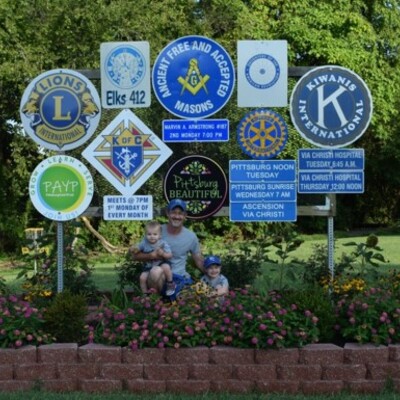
0, 343, 400, 394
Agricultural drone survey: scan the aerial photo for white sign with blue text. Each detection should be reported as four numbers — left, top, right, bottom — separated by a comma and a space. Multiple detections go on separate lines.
237, 40, 288, 107
103, 195, 153, 221
100, 42, 151, 108
229, 160, 297, 222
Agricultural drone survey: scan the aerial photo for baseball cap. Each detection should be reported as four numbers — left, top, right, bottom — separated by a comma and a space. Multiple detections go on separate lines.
204, 255, 221, 269
167, 199, 187, 212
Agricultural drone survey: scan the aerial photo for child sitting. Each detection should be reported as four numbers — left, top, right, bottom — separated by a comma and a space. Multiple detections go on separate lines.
132, 220, 176, 296
200, 255, 229, 296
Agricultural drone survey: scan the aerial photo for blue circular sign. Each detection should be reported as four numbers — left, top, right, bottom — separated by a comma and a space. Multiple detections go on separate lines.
152, 36, 235, 119
290, 66, 373, 148
237, 109, 288, 159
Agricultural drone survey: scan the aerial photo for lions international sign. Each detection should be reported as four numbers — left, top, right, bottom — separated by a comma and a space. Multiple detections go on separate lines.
20, 69, 101, 151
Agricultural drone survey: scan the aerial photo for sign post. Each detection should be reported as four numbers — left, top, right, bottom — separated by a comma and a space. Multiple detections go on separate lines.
21, 69, 101, 292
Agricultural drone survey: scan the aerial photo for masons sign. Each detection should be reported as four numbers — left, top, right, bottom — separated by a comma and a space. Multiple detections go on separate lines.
290, 66, 373, 148
20, 69, 101, 151
152, 35, 235, 119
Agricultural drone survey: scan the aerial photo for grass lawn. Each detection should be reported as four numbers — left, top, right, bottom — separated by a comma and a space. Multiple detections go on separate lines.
0, 233, 399, 293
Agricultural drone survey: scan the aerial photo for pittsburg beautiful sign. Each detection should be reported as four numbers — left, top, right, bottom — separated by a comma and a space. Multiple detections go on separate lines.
164, 155, 227, 219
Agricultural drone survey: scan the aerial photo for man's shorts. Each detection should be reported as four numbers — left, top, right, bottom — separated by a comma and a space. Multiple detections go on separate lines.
162, 273, 193, 300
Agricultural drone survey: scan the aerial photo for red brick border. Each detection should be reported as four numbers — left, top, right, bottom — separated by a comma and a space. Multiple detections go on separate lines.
0, 343, 398, 394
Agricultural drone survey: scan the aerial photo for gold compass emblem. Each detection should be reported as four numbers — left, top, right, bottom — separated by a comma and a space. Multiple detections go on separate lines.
178, 59, 210, 95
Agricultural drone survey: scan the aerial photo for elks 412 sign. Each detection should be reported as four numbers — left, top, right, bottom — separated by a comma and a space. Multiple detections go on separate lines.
290, 66, 373, 148
100, 42, 151, 108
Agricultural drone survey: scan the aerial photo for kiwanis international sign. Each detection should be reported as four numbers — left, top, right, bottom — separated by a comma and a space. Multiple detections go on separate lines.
290, 66, 373, 148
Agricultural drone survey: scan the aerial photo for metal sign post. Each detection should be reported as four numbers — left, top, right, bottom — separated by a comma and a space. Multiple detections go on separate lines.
57, 221, 64, 293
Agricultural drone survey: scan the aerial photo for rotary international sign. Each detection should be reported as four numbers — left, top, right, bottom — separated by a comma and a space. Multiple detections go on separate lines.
20, 69, 101, 151
237, 109, 288, 159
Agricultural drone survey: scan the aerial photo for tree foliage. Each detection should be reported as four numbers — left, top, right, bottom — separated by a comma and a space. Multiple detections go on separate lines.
0, 0, 399, 252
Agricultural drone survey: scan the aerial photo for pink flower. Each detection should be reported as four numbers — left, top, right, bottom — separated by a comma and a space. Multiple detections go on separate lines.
259, 324, 267, 331
267, 338, 274, 346
266, 311, 274, 319
251, 337, 258, 345
130, 341, 138, 351
15, 340, 22, 348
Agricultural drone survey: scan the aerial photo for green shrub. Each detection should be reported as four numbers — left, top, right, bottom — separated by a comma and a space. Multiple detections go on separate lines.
115, 253, 142, 293
220, 240, 266, 288
280, 286, 337, 343
0, 294, 53, 348
335, 287, 400, 345
18, 223, 98, 305
44, 290, 87, 343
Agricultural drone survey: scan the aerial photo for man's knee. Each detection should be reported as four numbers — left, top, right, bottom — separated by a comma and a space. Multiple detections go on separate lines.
147, 267, 166, 292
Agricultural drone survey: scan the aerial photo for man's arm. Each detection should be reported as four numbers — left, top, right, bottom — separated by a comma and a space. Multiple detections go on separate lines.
192, 252, 205, 274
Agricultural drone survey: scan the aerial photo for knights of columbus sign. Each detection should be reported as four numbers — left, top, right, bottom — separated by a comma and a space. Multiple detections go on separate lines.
82, 109, 172, 196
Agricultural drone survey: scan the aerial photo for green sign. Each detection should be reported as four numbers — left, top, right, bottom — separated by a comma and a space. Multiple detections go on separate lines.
29, 156, 94, 221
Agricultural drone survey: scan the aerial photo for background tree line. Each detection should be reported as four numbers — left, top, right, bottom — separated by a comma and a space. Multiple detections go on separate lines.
0, 0, 399, 253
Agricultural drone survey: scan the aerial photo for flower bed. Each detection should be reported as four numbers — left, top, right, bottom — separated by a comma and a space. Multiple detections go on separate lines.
1, 286, 400, 393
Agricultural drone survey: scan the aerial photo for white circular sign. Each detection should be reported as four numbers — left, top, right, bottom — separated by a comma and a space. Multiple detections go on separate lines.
20, 69, 101, 151
29, 156, 94, 221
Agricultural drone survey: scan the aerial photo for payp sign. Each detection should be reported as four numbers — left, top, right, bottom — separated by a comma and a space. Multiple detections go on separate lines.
29, 156, 94, 221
